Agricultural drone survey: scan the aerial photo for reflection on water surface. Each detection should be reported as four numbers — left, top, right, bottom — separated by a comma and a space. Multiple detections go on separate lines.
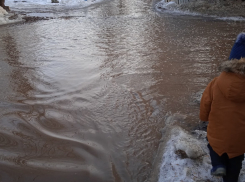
0, 0, 245, 181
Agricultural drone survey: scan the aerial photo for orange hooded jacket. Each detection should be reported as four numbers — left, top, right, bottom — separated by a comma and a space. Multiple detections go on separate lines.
200, 58, 245, 158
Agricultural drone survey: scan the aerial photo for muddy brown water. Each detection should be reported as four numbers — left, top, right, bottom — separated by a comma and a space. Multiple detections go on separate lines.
0, 0, 245, 181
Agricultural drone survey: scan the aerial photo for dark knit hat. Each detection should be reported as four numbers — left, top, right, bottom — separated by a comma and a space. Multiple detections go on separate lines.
229, 32, 245, 60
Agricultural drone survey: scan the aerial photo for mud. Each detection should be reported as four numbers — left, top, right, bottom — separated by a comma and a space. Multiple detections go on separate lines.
22, 16, 51, 22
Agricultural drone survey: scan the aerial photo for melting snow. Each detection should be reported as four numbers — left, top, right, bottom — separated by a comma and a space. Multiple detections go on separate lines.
157, 114, 245, 182
5, 0, 105, 8
0, 7, 23, 25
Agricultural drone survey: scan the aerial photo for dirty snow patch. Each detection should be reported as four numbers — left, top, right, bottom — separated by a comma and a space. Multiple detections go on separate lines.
6, 0, 105, 8
158, 126, 222, 182
0, 6, 8, 15
155, 0, 245, 21
158, 125, 245, 182
0, 7, 23, 25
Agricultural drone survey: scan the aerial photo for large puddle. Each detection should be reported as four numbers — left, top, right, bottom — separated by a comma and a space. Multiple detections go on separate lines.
0, 0, 245, 181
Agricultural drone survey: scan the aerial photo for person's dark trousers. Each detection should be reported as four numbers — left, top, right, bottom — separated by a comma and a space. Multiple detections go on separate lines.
208, 144, 244, 182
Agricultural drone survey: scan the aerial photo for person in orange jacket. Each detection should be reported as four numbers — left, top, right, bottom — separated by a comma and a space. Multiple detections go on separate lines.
200, 32, 245, 182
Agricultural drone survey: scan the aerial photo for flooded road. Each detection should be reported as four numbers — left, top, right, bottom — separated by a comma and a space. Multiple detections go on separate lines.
0, 0, 245, 181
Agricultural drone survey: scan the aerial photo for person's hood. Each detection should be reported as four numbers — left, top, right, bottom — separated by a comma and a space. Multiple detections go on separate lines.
217, 58, 245, 102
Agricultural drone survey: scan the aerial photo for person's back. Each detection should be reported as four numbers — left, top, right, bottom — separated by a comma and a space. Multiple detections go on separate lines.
200, 32, 245, 182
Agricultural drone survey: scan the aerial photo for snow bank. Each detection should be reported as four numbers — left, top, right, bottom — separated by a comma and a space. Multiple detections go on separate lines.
156, 1, 178, 10
155, 0, 201, 16
0, 7, 8, 16
5, 0, 105, 8
2, 0, 103, 24
57, 0, 104, 6
0, 7, 23, 25
148, 113, 245, 182
158, 126, 221, 182
155, 0, 245, 21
